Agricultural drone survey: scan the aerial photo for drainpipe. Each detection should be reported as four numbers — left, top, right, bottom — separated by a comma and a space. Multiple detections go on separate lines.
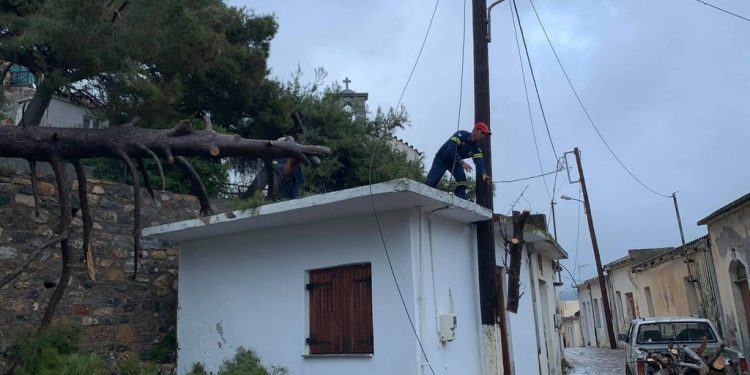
426, 206, 450, 373
416, 207, 428, 374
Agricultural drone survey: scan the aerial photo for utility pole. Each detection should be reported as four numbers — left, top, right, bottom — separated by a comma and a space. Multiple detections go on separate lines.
672, 192, 687, 247
473, 0, 505, 373
550, 199, 558, 239
572, 147, 617, 349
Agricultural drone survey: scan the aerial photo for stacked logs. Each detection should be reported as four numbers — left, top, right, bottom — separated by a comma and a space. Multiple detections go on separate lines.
639, 338, 730, 374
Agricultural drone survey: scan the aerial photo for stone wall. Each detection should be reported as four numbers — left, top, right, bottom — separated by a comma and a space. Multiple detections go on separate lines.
0, 169, 217, 370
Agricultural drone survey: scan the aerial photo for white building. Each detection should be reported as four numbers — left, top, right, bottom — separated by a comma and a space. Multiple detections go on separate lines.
144, 179, 566, 375
496, 215, 567, 375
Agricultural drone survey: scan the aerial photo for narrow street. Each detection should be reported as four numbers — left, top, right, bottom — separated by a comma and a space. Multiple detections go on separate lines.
565, 347, 625, 375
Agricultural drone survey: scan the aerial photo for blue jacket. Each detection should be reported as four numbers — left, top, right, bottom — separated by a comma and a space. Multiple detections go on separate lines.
437, 130, 486, 174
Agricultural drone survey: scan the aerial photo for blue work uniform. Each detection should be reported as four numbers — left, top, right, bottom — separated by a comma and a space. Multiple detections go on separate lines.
425, 130, 486, 199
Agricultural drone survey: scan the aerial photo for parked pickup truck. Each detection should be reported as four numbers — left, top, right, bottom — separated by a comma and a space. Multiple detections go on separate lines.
621, 317, 748, 375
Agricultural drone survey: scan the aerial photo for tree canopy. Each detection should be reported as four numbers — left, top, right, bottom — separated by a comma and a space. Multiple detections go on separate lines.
229, 70, 425, 198
1, 0, 276, 127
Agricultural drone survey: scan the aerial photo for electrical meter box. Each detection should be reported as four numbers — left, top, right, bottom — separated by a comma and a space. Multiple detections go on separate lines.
438, 314, 457, 342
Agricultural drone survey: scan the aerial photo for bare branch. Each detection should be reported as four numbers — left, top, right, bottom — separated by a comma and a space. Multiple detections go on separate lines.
41, 156, 72, 327
202, 113, 213, 132
136, 157, 155, 198
140, 146, 165, 190
174, 156, 212, 216
73, 160, 95, 281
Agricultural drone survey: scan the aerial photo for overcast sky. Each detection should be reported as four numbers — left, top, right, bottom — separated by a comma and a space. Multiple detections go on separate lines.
231, 0, 750, 289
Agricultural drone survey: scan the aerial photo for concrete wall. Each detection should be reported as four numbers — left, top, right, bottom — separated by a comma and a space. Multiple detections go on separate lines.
561, 318, 583, 348
706, 203, 750, 357
606, 265, 639, 337
177, 209, 483, 375
632, 259, 693, 317
577, 280, 606, 348
505, 245, 563, 375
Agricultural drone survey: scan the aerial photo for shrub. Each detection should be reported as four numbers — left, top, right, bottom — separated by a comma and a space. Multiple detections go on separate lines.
187, 347, 287, 375
119, 357, 159, 375
144, 330, 177, 363
5, 322, 107, 375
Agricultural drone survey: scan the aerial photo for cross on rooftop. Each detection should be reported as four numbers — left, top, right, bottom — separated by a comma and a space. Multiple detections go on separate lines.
343, 77, 351, 90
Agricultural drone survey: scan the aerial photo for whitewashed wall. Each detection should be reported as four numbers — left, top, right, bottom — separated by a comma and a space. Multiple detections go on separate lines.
410, 211, 483, 375
177, 209, 482, 375
506, 247, 542, 375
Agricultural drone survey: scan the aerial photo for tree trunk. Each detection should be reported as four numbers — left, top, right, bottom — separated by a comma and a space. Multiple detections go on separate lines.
505, 209, 530, 313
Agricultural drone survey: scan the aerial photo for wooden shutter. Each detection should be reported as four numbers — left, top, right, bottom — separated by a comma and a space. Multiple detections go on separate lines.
345, 264, 373, 354
308, 264, 373, 354
307, 268, 339, 354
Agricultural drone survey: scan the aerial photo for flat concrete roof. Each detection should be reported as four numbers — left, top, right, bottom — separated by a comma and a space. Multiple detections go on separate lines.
143, 179, 493, 242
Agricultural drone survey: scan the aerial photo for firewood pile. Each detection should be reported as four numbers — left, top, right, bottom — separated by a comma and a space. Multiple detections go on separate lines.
639, 338, 730, 374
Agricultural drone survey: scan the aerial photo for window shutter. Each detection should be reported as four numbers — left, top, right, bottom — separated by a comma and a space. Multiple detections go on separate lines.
308, 268, 340, 354
307, 264, 373, 355
345, 264, 373, 354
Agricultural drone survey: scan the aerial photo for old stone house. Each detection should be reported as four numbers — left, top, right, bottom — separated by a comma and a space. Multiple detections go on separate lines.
699, 192, 750, 358
576, 239, 718, 349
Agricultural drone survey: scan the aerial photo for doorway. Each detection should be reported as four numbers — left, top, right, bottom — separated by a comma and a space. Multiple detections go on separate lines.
730, 260, 750, 356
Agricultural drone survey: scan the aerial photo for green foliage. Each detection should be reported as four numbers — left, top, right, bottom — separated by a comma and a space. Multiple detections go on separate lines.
143, 330, 177, 364
84, 156, 229, 198
118, 357, 159, 375
186, 362, 209, 375
187, 347, 287, 375
561, 358, 573, 374
0, 0, 278, 127
231, 69, 425, 198
5, 322, 107, 375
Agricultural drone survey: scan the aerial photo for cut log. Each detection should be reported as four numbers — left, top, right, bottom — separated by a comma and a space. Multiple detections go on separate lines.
505, 209, 531, 313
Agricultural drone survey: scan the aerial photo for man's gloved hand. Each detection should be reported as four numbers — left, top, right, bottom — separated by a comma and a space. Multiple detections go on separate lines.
482, 174, 492, 185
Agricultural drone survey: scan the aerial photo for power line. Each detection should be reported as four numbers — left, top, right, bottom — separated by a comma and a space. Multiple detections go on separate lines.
494, 169, 560, 183
509, 0, 552, 201
526, 0, 672, 199
368, 1, 443, 373
396, 0, 441, 109
456, 0, 467, 132
511, 0, 559, 160
694, 0, 750, 23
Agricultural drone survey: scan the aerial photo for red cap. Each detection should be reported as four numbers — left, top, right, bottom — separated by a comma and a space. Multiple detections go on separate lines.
474, 122, 492, 135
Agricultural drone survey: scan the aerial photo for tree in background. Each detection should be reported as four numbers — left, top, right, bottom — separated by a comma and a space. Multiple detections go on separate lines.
230, 69, 425, 198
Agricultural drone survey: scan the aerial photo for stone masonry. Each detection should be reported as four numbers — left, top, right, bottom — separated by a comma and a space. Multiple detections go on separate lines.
0, 169, 219, 370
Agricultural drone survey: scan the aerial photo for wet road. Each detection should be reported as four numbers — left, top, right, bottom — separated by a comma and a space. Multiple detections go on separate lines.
565, 347, 625, 375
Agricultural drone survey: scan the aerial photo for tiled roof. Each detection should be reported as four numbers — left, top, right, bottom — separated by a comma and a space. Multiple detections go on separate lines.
698, 192, 750, 225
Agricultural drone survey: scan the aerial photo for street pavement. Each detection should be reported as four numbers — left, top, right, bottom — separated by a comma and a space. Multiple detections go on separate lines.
565, 347, 625, 375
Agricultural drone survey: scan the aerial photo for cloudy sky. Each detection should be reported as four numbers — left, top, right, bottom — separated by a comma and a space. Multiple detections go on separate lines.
231, 0, 750, 289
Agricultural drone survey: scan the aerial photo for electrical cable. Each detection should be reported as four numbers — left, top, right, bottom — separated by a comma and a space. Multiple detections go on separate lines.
511, 0, 559, 160
367, 1, 442, 373
509, 1, 552, 201
494, 169, 560, 183
396, 0, 441, 109
694, 0, 750, 23
526, 0, 672, 199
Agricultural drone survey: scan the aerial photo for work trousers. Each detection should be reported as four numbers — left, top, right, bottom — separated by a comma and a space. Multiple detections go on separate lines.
426, 153, 467, 199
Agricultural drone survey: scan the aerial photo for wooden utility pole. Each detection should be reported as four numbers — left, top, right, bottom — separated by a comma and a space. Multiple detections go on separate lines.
550, 199, 558, 239
672, 192, 687, 247
573, 147, 617, 349
473, 0, 505, 373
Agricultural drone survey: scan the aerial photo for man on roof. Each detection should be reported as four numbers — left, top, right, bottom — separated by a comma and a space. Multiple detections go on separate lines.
426, 122, 492, 200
